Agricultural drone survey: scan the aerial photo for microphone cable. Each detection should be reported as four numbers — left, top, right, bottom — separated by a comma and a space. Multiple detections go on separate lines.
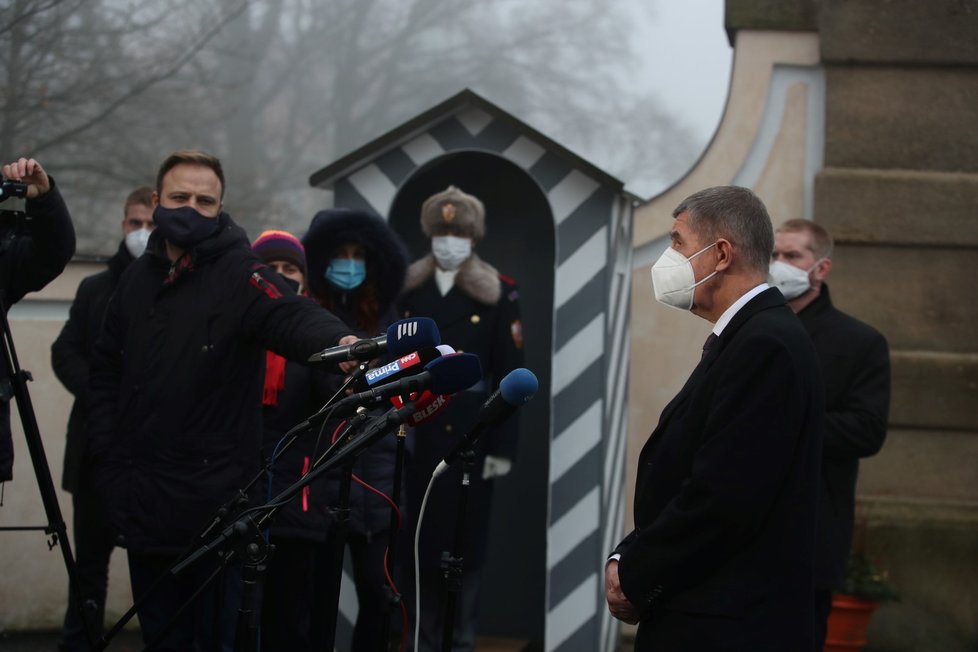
413, 470, 442, 652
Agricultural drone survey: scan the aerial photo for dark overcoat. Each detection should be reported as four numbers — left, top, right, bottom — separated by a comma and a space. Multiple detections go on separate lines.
616, 288, 824, 651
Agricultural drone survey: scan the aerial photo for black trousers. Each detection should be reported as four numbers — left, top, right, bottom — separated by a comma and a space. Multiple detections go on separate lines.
260, 537, 319, 652
310, 529, 394, 652
127, 550, 241, 652
59, 477, 115, 652
814, 588, 833, 651
413, 566, 481, 652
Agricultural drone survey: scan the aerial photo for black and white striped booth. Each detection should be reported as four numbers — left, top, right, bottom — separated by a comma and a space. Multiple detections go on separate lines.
309, 89, 634, 652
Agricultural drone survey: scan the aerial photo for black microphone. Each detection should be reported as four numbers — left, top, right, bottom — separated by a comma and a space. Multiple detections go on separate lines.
432, 368, 538, 478
329, 353, 482, 417
307, 317, 440, 364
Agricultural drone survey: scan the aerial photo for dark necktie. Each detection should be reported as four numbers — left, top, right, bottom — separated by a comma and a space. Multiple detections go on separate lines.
701, 332, 718, 360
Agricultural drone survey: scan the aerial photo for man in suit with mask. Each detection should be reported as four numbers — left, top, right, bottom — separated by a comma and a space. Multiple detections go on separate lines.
605, 186, 823, 651
52, 186, 154, 652
769, 218, 890, 650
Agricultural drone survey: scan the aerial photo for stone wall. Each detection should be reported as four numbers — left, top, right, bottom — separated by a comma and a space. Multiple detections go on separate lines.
733, 0, 978, 649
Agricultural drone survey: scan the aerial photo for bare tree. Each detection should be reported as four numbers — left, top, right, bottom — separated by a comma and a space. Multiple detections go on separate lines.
2, 0, 694, 253
0, 0, 247, 252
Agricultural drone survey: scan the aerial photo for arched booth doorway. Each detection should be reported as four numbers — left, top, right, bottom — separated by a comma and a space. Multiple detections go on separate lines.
309, 89, 634, 652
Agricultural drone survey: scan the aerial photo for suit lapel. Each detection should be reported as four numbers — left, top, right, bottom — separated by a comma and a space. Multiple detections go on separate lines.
639, 288, 787, 463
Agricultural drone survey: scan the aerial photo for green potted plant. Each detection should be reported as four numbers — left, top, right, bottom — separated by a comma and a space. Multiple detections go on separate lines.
824, 553, 900, 651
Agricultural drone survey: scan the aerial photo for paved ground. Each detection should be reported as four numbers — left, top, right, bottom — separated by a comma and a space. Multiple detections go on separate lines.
0, 632, 549, 651
0, 630, 143, 651
0, 631, 632, 651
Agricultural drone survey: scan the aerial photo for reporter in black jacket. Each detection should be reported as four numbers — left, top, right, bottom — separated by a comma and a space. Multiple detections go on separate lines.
51, 186, 154, 652
0, 156, 75, 482
87, 151, 355, 652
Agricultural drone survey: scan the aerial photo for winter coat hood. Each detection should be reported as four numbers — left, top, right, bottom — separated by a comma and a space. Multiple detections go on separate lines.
302, 208, 409, 313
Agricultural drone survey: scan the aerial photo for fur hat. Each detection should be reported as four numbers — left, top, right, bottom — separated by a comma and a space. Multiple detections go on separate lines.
302, 208, 409, 310
252, 230, 306, 273
420, 186, 485, 240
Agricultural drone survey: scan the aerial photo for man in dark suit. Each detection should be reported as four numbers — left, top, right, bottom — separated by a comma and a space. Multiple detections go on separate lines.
770, 218, 890, 650
398, 186, 523, 652
605, 186, 824, 651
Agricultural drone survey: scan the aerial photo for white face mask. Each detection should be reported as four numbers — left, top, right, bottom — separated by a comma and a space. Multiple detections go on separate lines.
650, 242, 718, 311
431, 235, 472, 271
767, 259, 823, 300
124, 228, 152, 258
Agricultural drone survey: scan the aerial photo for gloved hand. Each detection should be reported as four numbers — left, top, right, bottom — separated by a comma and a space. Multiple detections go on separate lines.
482, 455, 512, 480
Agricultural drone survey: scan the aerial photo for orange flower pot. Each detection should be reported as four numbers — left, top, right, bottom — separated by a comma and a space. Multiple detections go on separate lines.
823, 594, 880, 652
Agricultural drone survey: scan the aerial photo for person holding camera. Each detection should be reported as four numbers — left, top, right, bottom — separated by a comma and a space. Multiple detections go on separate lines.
0, 156, 75, 483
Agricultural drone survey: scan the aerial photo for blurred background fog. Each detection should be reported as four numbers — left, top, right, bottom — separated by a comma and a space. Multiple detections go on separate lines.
0, 0, 731, 254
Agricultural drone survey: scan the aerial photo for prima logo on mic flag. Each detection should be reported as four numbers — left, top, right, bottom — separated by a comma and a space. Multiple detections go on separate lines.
364, 351, 423, 385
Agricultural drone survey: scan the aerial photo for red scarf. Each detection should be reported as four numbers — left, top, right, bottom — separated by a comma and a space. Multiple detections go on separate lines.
263, 350, 287, 406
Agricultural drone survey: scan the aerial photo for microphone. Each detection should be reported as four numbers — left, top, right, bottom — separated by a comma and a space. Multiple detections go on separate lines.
352, 343, 457, 393
391, 390, 451, 426
352, 347, 438, 392
307, 317, 440, 364
331, 353, 482, 417
432, 368, 538, 478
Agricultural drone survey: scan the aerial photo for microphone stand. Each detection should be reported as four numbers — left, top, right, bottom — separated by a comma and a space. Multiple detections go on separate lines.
318, 456, 354, 652
169, 400, 414, 651
439, 449, 476, 652
379, 421, 409, 651
92, 365, 369, 652
0, 290, 90, 646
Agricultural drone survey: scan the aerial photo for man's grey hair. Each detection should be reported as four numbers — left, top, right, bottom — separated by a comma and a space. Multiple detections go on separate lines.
672, 186, 774, 275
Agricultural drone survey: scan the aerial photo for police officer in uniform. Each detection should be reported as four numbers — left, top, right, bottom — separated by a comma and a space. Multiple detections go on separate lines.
398, 186, 524, 652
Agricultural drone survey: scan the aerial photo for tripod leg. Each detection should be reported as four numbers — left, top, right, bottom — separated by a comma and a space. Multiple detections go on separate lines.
0, 299, 90, 646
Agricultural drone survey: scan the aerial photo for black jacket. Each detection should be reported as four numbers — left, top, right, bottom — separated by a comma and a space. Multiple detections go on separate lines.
258, 348, 338, 542
52, 240, 134, 492
616, 288, 824, 651
799, 284, 890, 590
397, 253, 524, 569
260, 303, 404, 542
0, 182, 75, 482
87, 216, 351, 553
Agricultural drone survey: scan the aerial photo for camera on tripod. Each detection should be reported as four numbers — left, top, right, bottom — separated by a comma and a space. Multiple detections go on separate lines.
0, 178, 28, 203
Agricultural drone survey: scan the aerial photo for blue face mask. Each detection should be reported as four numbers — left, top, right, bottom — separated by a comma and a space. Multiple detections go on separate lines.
325, 258, 366, 290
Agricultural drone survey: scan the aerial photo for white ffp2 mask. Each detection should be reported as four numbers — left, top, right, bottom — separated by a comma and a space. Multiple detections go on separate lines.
650, 242, 717, 310
431, 236, 472, 271
124, 228, 152, 258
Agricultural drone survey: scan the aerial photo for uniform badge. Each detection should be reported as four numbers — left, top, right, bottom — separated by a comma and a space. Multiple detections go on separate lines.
510, 319, 524, 349
442, 203, 457, 222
